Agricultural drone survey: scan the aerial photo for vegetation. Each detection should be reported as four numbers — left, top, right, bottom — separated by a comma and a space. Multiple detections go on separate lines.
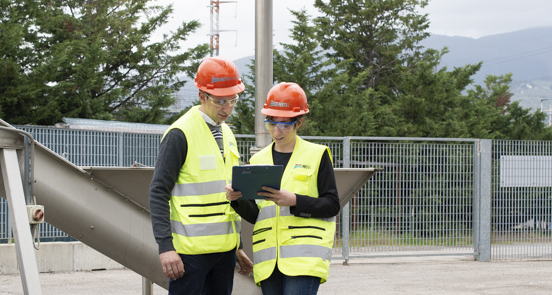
230, 1, 552, 140
0, 0, 208, 125
2, 0, 551, 139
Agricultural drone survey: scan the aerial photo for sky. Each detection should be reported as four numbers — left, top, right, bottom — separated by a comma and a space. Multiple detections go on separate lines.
151, 0, 552, 62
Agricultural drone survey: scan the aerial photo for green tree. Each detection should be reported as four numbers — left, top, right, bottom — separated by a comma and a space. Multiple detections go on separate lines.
390, 48, 483, 138
227, 60, 256, 134
465, 74, 552, 140
228, 9, 333, 135
0, 0, 209, 125
272, 9, 333, 135
0, 1, 43, 122
314, 0, 430, 95
310, 0, 552, 139
273, 9, 330, 97
272, 8, 380, 136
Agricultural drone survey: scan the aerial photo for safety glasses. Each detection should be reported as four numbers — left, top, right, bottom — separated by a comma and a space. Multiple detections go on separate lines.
264, 119, 298, 132
201, 91, 239, 107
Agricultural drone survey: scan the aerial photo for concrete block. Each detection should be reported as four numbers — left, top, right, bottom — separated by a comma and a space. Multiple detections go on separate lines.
0, 241, 124, 275
34, 242, 74, 273
0, 243, 19, 274
73, 242, 123, 271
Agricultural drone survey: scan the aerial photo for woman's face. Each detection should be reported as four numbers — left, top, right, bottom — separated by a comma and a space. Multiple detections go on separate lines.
266, 116, 302, 151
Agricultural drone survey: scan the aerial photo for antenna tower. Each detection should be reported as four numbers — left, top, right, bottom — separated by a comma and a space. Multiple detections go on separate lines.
208, 1, 237, 57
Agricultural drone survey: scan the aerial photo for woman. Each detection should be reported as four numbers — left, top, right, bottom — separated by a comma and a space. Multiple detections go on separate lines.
226, 82, 340, 295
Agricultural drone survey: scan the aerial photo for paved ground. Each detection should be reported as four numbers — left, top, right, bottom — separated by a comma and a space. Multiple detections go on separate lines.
1, 255, 552, 294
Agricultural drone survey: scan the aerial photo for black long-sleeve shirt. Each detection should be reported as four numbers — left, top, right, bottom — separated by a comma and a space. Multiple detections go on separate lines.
148, 129, 188, 254
231, 144, 340, 224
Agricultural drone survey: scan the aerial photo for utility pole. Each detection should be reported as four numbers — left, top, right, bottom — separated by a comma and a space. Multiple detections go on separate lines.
541, 99, 552, 127
208, 0, 238, 57
253, 0, 273, 151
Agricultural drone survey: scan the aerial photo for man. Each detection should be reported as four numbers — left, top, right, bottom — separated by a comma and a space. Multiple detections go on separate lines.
149, 56, 253, 295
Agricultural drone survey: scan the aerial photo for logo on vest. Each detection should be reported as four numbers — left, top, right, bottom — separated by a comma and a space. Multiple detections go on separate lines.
294, 164, 311, 169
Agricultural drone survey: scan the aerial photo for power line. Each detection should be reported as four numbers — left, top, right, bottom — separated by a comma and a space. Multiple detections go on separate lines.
482, 46, 552, 67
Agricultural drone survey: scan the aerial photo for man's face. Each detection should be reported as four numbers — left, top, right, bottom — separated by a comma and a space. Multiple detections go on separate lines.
198, 91, 239, 124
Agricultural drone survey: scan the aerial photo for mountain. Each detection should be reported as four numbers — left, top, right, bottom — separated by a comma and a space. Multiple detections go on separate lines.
420, 27, 552, 112
177, 27, 552, 113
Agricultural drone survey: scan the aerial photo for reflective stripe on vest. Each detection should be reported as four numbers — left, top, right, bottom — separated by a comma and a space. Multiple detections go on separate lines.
253, 247, 277, 265
258, 205, 277, 222
281, 244, 332, 260
171, 179, 226, 196
254, 244, 332, 265
259, 205, 336, 223
171, 220, 235, 237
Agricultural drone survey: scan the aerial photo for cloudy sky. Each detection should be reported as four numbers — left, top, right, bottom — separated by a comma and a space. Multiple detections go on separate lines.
152, 0, 552, 61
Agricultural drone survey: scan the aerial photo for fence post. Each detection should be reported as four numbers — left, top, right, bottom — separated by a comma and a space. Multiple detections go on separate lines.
473, 141, 480, 256
342, 137, 351, 264
118, 132, 124, 167
475, 139, 492, 261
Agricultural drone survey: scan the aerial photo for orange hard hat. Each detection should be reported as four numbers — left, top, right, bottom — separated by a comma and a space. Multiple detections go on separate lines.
194, 56, 245, 96
261, 82, 309, 117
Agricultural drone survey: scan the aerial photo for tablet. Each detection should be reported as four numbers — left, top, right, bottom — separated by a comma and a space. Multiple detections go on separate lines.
232, 165, 284, 200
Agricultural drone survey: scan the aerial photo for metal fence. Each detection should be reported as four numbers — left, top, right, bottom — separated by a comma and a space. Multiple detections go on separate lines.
491, 140, 552, 260
341, 139, 476, 258
1, 125, 551, 261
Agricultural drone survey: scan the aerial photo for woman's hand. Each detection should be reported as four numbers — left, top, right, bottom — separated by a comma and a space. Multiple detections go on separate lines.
258, 187, 297, 207
225, 184, 242, 201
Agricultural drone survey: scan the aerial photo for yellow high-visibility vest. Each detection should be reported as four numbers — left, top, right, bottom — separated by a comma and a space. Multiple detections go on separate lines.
164, 106, 241, 254
250, 137, 336, 284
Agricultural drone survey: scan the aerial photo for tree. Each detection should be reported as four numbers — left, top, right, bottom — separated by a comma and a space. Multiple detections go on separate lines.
273, 9, 330, 97
229, 9, 331, 135
314, 0, 430, 94
465, 74, 552, 140
227, 59, 256, 134
0, 0, 209, 125
272, 9, 334, 135
310, 0, 552, 139
0, 0, 43, 122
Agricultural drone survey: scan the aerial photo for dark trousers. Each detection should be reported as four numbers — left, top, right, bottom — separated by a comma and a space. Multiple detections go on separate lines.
168, 250, 236, 295
260, 266, 321, 295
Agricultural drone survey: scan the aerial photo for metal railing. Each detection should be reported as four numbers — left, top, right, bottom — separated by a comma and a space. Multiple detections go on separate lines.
1, 125, 551, 261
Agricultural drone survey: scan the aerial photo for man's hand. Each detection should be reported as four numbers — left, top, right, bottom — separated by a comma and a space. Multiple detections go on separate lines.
236, 249, 253, 276
160, 250, 185, 280
225, 184, 242, 201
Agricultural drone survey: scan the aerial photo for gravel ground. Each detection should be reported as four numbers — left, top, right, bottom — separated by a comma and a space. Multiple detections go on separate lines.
1, 255, 551, 295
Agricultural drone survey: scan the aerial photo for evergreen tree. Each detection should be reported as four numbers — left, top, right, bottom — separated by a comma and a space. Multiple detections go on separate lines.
273, 9, 329, 97
465, 74, 552, 140
272, 9, 332, 135
311, 0, 552, 139
314, 0, 430, 95
0, 0, 209, 125
227, 60, 256, 134
0, 0, 43, 122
